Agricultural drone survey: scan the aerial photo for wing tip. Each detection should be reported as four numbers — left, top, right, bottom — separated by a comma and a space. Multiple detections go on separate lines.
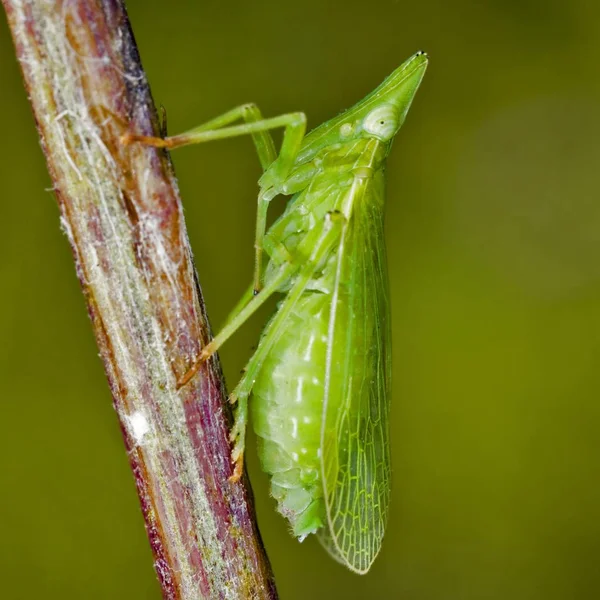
317, 525, 383, 575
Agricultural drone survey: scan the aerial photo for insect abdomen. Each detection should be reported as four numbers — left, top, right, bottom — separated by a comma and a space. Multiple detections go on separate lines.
251, 291, 331, 538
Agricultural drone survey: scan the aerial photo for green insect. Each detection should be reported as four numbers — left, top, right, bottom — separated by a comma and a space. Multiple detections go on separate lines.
124, 51, 427, 573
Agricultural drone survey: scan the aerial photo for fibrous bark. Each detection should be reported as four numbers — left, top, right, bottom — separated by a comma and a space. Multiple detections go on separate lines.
2, 1, 277, 598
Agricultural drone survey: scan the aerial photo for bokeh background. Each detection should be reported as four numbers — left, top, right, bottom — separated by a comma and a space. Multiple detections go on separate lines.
1, 1, 599, 598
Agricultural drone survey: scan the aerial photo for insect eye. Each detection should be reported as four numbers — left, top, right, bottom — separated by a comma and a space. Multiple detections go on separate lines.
362, 105, 398, 140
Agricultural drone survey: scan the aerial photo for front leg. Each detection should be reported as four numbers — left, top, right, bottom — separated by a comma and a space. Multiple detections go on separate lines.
122, 105, 306, 295
123, 103, 278, 169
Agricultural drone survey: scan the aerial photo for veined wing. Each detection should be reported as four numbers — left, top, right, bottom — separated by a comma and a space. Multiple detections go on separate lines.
318, 169, 392, 573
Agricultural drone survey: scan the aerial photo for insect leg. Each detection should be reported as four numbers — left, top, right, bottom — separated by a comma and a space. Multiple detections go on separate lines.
221, 232, 295, 330
123, 104, 278, 168
221, 282, 255, 328
123, 109, 307, 293
218, 236, 292, 332
166, 111, 306, 293
200, 207, 340, 361
176, 260, 296, 389
178, 208, 341, 389
228, 211, 346, 481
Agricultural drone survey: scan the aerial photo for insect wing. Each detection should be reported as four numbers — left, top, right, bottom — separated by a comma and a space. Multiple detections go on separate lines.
319, 170, 392, 573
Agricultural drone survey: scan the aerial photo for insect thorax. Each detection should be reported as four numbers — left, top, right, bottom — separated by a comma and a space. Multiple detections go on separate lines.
263, 137, 387, 276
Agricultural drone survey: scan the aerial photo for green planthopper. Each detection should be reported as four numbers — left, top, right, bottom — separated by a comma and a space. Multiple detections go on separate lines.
123, 51, 427, 574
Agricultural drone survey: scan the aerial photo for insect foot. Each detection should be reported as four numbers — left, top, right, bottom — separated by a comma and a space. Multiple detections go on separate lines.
229, 451, 244, 483
120, 131, 170, 148
175, 358, 202, 389
175, 341, 218, 389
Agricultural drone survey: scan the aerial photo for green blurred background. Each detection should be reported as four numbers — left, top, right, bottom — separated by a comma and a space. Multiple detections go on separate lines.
1, 1, 599, 598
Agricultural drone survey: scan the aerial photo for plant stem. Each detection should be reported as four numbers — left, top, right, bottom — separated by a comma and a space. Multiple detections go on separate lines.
2, 1, 278, 598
